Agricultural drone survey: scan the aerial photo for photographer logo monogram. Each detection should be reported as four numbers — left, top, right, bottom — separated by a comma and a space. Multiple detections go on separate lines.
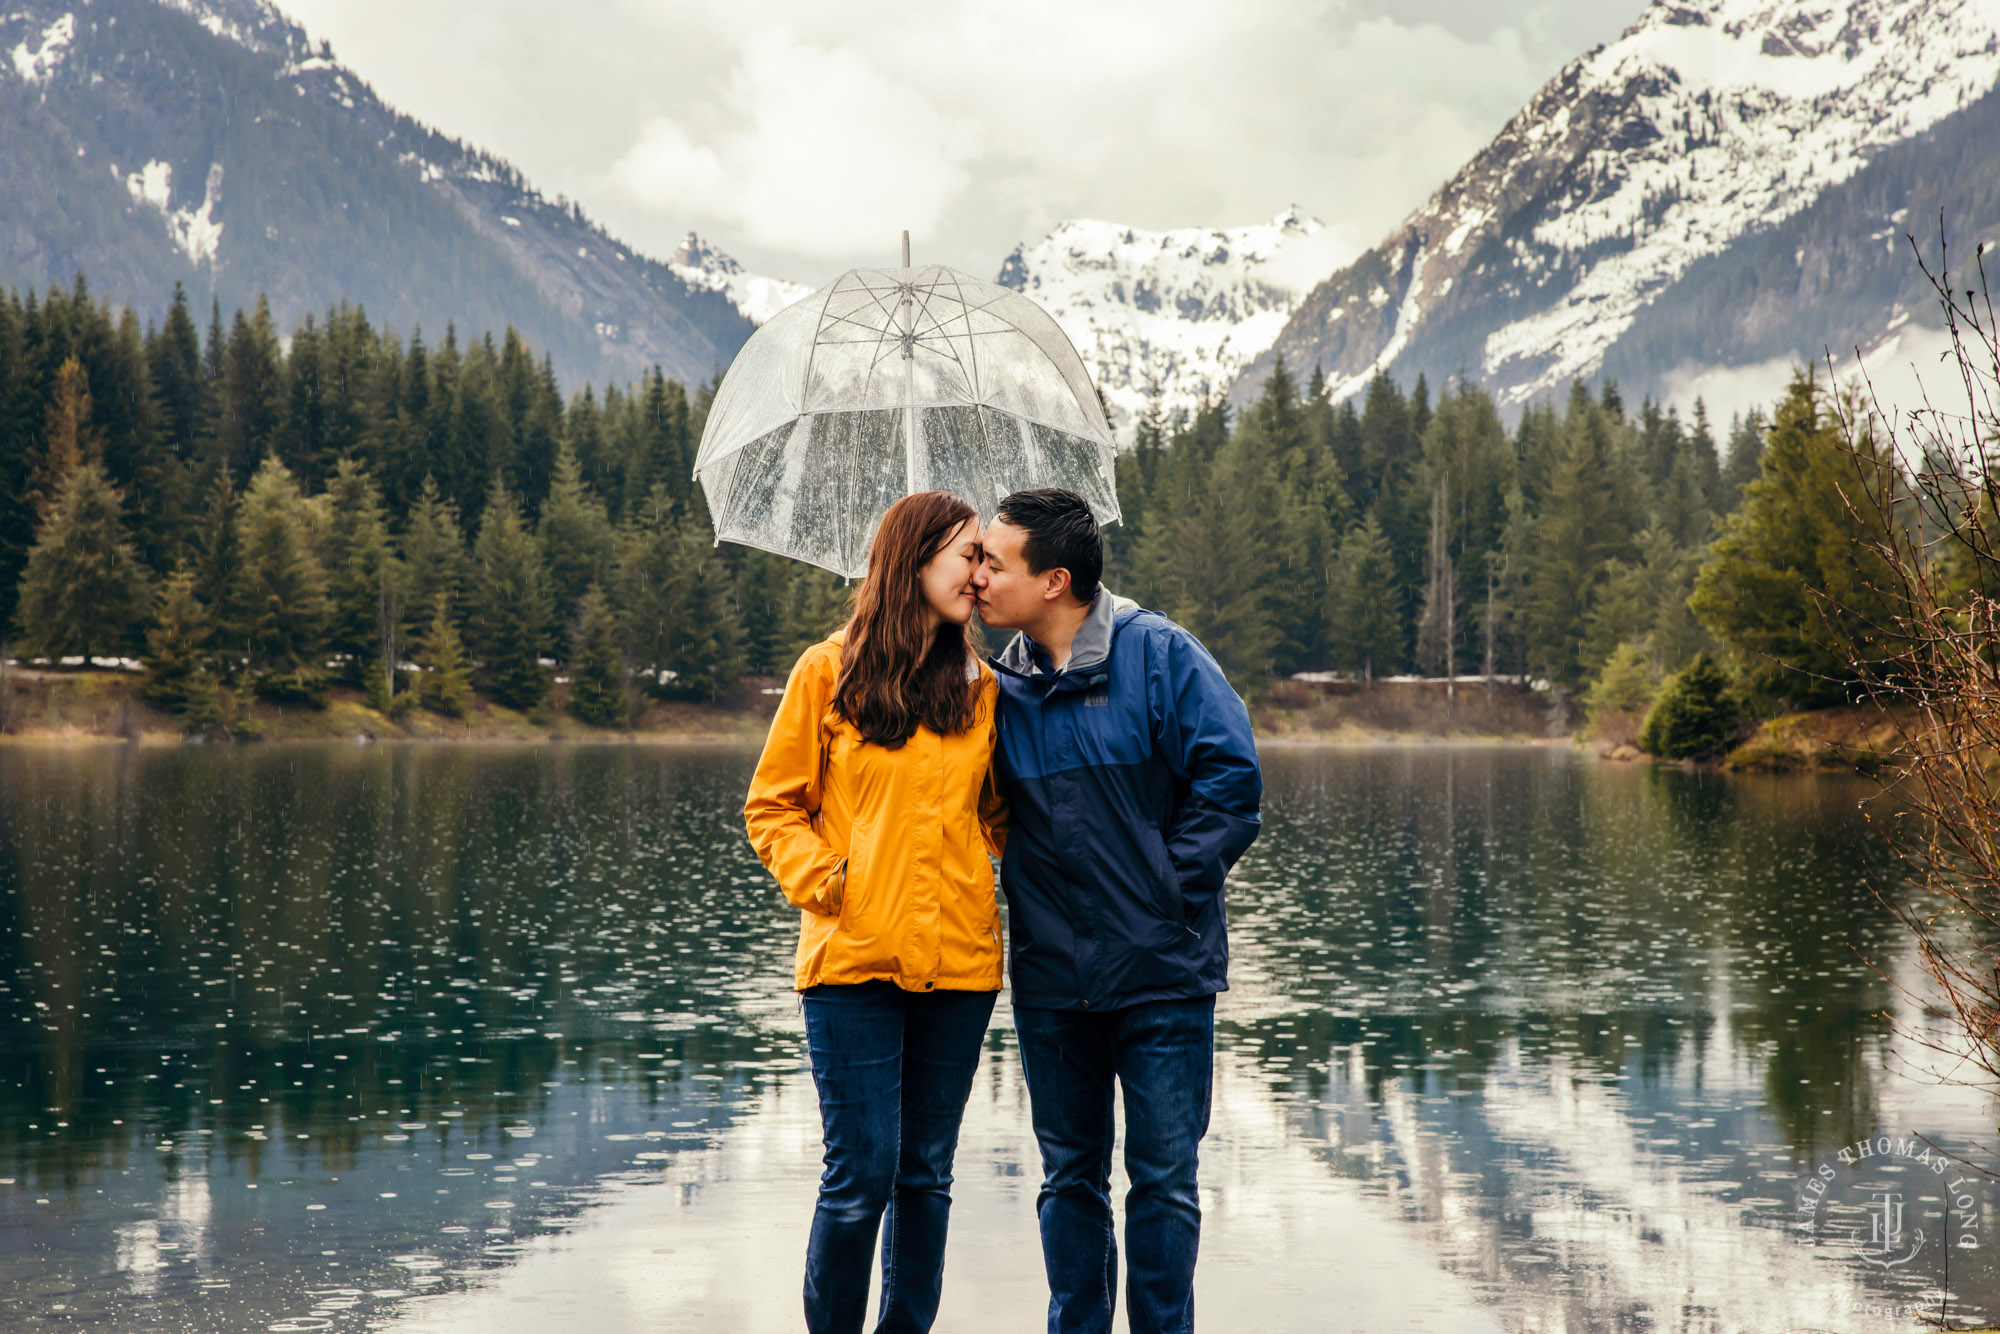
1797, 1134, 1982, 1267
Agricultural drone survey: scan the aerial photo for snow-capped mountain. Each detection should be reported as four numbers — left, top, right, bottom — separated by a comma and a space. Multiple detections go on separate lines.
996, 209, 1354, 438
667, 232, 813, 326
1240, 0, 2000, 409
0, 0, 754, 389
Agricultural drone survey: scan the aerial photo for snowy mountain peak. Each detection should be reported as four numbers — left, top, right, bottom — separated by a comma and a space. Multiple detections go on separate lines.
667, 231, 811, 325
1248, 0, 2000, 409
151, 0, 297, 55
999, 208, 1357, 440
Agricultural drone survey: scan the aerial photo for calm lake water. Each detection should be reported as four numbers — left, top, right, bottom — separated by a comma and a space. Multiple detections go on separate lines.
1, 743, 1995, 1333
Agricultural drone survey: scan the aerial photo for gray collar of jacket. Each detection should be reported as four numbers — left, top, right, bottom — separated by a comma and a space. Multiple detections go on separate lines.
994, 588, 1141, 681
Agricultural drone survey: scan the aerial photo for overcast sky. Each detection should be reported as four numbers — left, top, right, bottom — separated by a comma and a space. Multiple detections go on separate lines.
281, 0, 1647, 285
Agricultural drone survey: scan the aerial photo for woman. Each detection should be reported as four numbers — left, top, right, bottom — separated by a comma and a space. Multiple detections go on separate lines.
744, 490, 1006, 1334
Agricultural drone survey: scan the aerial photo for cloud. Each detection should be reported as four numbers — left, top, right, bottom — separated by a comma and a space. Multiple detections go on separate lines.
284, 0, 1648, 282
612, 32, 976, 258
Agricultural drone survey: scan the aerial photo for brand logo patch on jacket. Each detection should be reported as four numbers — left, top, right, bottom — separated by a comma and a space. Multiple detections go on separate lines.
1085, 690, 1110, 707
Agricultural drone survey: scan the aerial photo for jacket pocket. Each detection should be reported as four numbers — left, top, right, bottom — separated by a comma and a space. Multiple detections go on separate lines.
1139, 825, 1184, 921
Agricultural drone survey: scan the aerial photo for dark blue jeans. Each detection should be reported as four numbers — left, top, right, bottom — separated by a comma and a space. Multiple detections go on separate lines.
801, 980, 997, 1334
1013, 996, 1215, 1334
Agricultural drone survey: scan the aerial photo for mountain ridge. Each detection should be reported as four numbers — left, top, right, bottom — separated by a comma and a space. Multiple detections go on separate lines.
0, 0, 756, 389
1234, 0, 2000, 409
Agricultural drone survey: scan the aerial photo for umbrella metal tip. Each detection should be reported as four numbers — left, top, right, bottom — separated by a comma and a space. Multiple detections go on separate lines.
901, 230, 910, 267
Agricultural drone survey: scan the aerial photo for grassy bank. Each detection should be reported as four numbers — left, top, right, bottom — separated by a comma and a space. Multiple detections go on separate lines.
0, 667, 775, 744
6, 669, 1576, 746
0, 668, 1900, 773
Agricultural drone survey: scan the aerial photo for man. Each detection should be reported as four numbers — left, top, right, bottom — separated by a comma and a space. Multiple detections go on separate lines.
972, 487, 1262, 1334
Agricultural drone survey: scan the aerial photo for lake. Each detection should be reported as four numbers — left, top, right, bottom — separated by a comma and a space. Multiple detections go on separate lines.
0, 742, 1993, 1333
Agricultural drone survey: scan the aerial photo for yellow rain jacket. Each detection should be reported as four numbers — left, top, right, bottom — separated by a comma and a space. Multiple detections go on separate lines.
745, 632, 1007, 993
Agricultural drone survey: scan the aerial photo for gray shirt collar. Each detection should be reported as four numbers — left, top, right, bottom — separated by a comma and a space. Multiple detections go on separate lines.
995, 588, 1140, 680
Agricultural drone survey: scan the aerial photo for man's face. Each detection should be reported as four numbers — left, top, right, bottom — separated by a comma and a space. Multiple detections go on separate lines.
973, 519, 1059, 631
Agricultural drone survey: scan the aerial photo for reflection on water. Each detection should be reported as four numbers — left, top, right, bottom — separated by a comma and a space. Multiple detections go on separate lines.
0, 744, 1993, 1332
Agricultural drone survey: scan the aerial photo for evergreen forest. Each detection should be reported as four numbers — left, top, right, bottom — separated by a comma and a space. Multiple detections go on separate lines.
1, 273, 1897, 739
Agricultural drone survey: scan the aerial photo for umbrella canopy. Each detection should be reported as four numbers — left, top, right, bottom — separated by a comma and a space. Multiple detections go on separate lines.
693, 262, 1120, 578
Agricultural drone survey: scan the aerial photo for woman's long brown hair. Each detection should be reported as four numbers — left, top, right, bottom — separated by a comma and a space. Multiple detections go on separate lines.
834, 491, 981, 747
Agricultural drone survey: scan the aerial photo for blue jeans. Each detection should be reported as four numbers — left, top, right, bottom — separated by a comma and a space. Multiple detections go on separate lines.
801, 981, 997, 1334
1013, 996, 1215, 1334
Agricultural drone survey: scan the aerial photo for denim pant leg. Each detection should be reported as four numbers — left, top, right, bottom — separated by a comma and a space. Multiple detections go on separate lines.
1013, 1005, 1119, 1334
1112, 997, 1215, 1334
877, 987, 996, 1334
802, 982, 904, 1334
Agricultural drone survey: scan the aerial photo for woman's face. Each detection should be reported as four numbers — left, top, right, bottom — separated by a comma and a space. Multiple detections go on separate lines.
919, 516, 983, 628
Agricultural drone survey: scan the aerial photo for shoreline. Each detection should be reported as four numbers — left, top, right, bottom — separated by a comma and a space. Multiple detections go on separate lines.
0, 668, 1895, 772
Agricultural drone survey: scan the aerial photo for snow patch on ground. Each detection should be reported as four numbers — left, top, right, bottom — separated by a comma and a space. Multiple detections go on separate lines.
1000, 207, 1358, 440
9, 11, 72, 84
121, 159, 225, 266
668, 232, 811, 326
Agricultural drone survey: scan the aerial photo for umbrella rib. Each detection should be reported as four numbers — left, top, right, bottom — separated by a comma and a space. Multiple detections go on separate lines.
944, 269, 980, 401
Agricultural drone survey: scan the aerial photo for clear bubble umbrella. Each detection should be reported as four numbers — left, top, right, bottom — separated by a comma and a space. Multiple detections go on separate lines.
692, 239, 1121, 579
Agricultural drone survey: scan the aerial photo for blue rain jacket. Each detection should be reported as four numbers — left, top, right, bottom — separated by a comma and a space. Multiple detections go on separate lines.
988, 591, 1262, 1011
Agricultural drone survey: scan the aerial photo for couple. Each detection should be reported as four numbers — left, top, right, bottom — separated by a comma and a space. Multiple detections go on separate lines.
745, 487, 1262, 1334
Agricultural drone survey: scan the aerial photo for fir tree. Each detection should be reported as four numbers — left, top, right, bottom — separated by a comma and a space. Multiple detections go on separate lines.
1689, 371, 1900, 706
236, 456, 330, 676
567, 583, 627, 727
142, 563, 212, 712
29, 357, 102, 518
469, 479, 551, 710
322, 457, 399, 682
537, 438, 614, 634
1638, 653, 1739, 759
1329, 513, 1401, 683
417, 591, 473, 717
14, 463, 151, 664
150, 283, 204, 463
401, 475, 467, 634
736, 550, 794, 677
782, 566, 852, 663
1523, 383, 1646, 688
214, 299, 287, 477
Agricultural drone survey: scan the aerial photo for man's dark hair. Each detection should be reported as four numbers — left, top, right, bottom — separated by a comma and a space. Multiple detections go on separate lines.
996, 488, 1102, 604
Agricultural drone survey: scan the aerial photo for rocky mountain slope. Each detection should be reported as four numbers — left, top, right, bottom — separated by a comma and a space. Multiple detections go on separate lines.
993, 209, 1353, 437
1235, 0, 2000, 409
0, 0, 756, 389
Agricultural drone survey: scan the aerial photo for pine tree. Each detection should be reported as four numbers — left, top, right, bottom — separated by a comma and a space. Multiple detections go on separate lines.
736, 550, 794, 677
29, 357, 102, 518
1582, 641, 1660, 737
609, 488, 740, 699
401, 475, 467, 635
567, 583, 627, 727
192, 467, 247, 665
214, 299, 287, 477
1638, 652, 1740, 759
14, 463, 151, 664
323, 457, 399, 684
1689, 371, 1900, 706
469, 479, 551, 710
150, 283, 203, 464
142, 563, 212, 712
537, 438, 614, 635
417, 591, 473, 717
1720, 408, 1767, 509
660, 512, 742, 699
236, 456, 330, 677
782, 566, 852, 663
1329, 513, 1401, 683
1523, 383, 1646, 689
